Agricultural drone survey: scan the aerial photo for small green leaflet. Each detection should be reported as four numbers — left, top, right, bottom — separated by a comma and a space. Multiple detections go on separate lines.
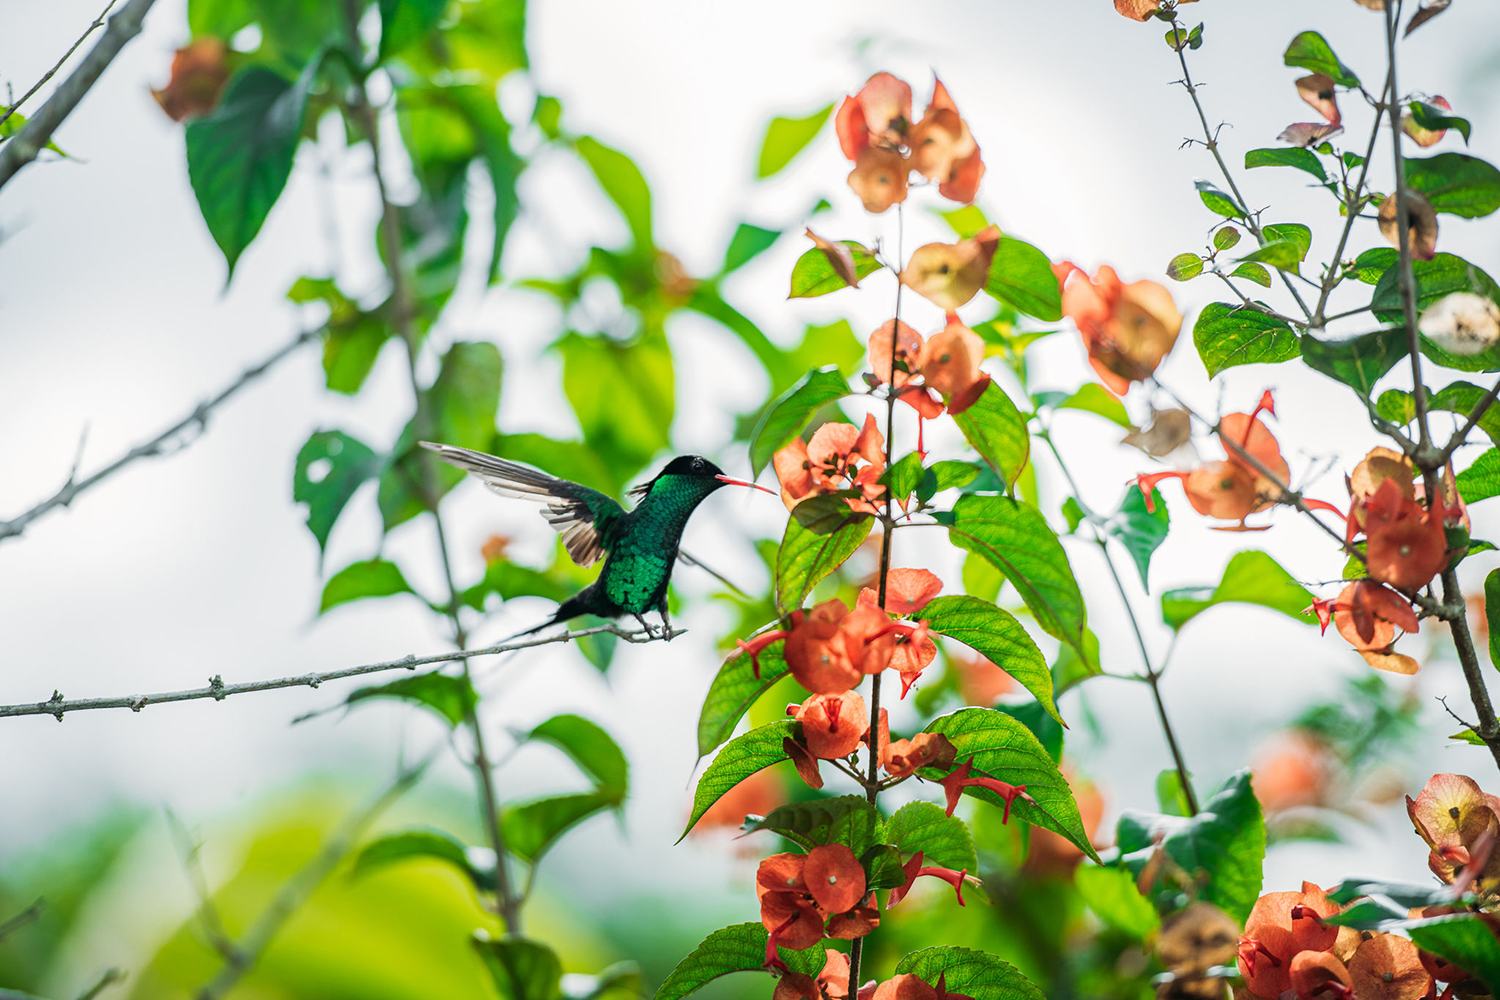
1103, 486, 1169, 591
1192, 302, 1300, 377
1159, 550, 1314, 631
756, 104, 834, 178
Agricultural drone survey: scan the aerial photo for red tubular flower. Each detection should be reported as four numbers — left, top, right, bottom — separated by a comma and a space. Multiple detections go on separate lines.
939, 757, 1032, 820
794, 692, 869, 759
886, 850, 981, 908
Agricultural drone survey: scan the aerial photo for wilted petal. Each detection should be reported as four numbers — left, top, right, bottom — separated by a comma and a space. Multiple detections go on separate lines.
1295, 73, 1341, 126
939, 148, 985, 205
805, 228, 861, 290
1122, 407, 1195, 461
1379, 191, 1439, 261
848, 147, 909, 214
1347, 934, 1433, 1000
152, 37, 230, 122
1359, 648, 1421, 674
1113, 0, 1161, 20
1278, 121, 1345, 147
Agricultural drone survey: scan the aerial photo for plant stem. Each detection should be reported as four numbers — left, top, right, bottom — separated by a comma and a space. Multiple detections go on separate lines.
1440, 569, 1500, 768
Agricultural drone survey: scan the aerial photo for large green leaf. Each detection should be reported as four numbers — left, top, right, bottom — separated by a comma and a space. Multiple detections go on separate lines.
944, 496, 1090, 667
576, 136, 653, 253
1102, 486, 1169, 591
1406, 153, 1500, 218
894, 947, 1045, 1000
1245, 146, 1327, 183
748, 367, 851, 476
951, 380, 1030, 488
1410, 917, 1500, 993
1075, 865, 1161, 941
1429, 381, 1500, 446
288, 277, 392, 395
920, 708, 1098, 862
346, 671, 479, 728
526, 714, 628, 803
696, 641, 791, 757
186, 62, 317, 277
320, 558, 417, 613
557, 328, 674, 474
1283, 30, 1359, 87
1457, 448, 1500, 504
1299, 326, 1409, 396
1371, 253, 1500, 373
985, 237, 1062, 321
475, 938, 563, 1000
681, 722, 796, 840
503, 792, 616, 863
757, 104, 833, 178
922, 595, 1060, 726
654, 923, 826, 1000
741, 795, 880, 856
379, 0, 448, 60
293, 430, 381, 554
776, 506, 874, 613
884, 801, 977, 872
351, 829, 495, 892
1192, 303, 1300, 377
1035, 383, 1131, 428
1159, 550, 1314, 631
788, 242, 881, 297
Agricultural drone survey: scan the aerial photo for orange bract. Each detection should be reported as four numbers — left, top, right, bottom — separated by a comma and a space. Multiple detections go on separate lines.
803, 844, 867, 913
795, 692, 869, 759
1347, 934, 1432, 1000
881, 732, 957, 779
1057, 262, 1182, 395
901, 226, 1000, 312
867, 320, 924, 388
1360, 478, 1447, 591
773, 414, 887, 516
908, 79, 984, 204
1406, 772, 1500, 885
848, 147, 909, 214
835, 72, 913, 159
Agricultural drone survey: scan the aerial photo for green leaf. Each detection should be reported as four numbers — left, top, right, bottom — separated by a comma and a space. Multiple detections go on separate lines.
1428, 381, 1500, 446
379, 0, 448, 60
922, 595, 1060, 727
1487, 569, 1500, 671
1237, 225, 1311, 271
1458, 449, 1500, 504
1103, 486, 1169, 591
1192, 302, 1300, 377
0, 110, 68, 156
1283, 30, 1360, 87
1406, 153, 1500, 218
937, 204, 992, 239
721, 223, 781, 275
288, 278, 393, 395
1155, 770, 1194, 817
883, 452, 927, 501
1230, 262, 1272, 288
503, 792, 616, 863
697, 641, 790, 757
1408, 101, 1472, 144
1371, 253, 1500, 372
919, 461, 980, 502
1166, 253, 1204, 281
741, 795, 880, 855
526, 714, 628, 802
776, 506, 874, 613
293, 430, 381, 554
1160, 550, 1315, 631
1245, 147, 1328, 183
576, 136, 653, 253
1352, 248, 1396, 284
654, 924, 826, 1000
1213, 227, 1243, 251
920, 708, 1099, 862
945, 495, 1091, 668
748, 366, 851, 476
346, 671, 478, 728
475, 938, 563, 1000
1300, 326, 1409, 396
1036, 383, 1131, 428
319, 558, 416, 613
1196, 181, 1244, 219
1409, 918, 1500, 995
998, 702, 1063, 762
1263, 223, 1312, 263
351, 829, 494, 891
894, 947, 1045, 1000
1076, 865, 1160, 941
951, 380, 1031, 488
862, 844, 908, 891
556, 329, 673, 475
186, 63, 317, 277
757, 104, 833, 178
188, 0, 253, 38
1134, 770, 1266, 923
461, 559, 573, 612
986, 237, 1063, 321
788, 242, 881, 297
681, 722, 797, 840
884, 801, 977, 872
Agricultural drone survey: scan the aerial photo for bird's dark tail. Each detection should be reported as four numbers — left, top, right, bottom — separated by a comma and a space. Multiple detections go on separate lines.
501, 592, 595, 643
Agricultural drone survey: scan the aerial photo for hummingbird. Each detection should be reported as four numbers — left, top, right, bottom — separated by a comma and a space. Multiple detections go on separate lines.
421, 442, 775, 637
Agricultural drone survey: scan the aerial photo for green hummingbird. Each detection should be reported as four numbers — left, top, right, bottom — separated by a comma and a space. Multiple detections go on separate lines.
421, 442, 774, 637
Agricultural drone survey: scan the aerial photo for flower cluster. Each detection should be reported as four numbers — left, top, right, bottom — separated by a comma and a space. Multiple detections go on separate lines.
1056, 262, 1183, 397
774, 414, 887, 514
866, 316, 991, 427
759, 846, 878, 959
835, 74, 984, 213
1407, 772, 1500, 891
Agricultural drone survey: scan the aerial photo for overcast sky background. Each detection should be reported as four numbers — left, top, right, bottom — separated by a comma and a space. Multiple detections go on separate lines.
4, 0, 1500, 987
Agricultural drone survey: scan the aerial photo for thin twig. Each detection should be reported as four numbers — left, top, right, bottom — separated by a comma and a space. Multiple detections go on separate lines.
1212, 272, 1301, 325
1439, 376, 1500, 462
75, 969, 126, 1000
0, 0, 157, 190
0, 328, 318, 544
167, 810, 240, 962
0, 899, 43, 942
193, 760, 429, 1000
0, 624, 676, 720
0, 0, 119, 130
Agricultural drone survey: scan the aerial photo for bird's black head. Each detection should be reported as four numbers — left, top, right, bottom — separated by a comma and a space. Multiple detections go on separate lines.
627, 455, 775, 500
659, 455, 725, 479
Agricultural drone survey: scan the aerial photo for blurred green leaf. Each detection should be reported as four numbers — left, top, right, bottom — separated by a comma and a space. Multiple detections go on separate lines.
756, 104, 833, 178
923, 595, 1059, 727
1192, 302, 1299, 377
1458, 449, 1500, 504
1160, 550, 1314, 630
1488, 569, 1500, 671
885, 801, 977, 872
294, 430, 381, 554
985, 237, 1062, 321
320, 558, 417, 613
1195, 180, 1244, 219
788, 242, 880, 297
1103, 486, 1168, 591
998, 702, 1064, 763
1428, 381, 1500, 446
558, 328, 673, 475
1351, 247, 1395, 284
861, 844, 907, 892
186, 63, 317, 277
475, 937, 563, 1000
920, 708, 1098, 862
526, 714, 628, 803
741, 795, 879, 855
1245, 146, 1327, 182
1408, 101, 1471, 144
654, 923, 826, 1000
938, 204, 992, 239
1283, 30, 1359, 87
1166, 253, 1203, 281
776, 505, 873, 613
919, 460, 981, 502
1076, 865, 1160, 941
1155, 769, 1193, 817
1409, 918, 1500, 994
681, 722, 796, 840
188, 0, 253, 37
288, 277, 392, 394
461, 559, 573, 612
883, 452, 926, 500
1035, 383, 1131, 428
720, 223, 781, 274
503, 793, 616, 863
1052, 627, 1103, 697
352, 829, 495, 892
697, 641, 790, 757
748, 366, 850, 476
1406, 153, 1500, 218
952, 380, 1030, 489
0, 111, 68, 156
346, 671, 479, 728
379, 0, 448, 61
1263, 222, 1312, 262
428, 0, 527, 82
1300, 326, 1408, 396
577, 136, 653, 254
895, 946, 1045, 1000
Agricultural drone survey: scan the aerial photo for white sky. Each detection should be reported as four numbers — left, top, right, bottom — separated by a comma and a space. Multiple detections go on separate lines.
3, 0, 1500, 987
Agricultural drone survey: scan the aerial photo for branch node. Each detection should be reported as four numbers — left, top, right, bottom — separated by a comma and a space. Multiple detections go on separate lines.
209, 675, 226, 700
129, 696, 147, 712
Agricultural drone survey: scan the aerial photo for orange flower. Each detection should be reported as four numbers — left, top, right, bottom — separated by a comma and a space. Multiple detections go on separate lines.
863, 568, 943, 615
695, 769, 784, 831
918, 320, 988, 414
783, 599, 864, 694
1360, 478, 1447, 590
480, 534, 512, 563
1289, 951, 1354, 1000
951, 652, 1014, 707
835, 73, 913, 159
881, 732, 957, 779
1346, 934, 1432, 1000
1348, 448, 1415, 526
1406, 772, 1500, 884
848, 148, 909, 214
1328, 580, 1419, 651
907, 79, 984, 204
1114, 0, 1164, 22
871, 975, 937, 1000
803, 844, 868, 913
1251, 730, 1334, 814
773, 414, 887, 515
834, 73, 983, 210
1057, 262, 1182, 395
793, 692, 869, 759
758, 846, 876, 968
868, 320, 925, 388
901, 226, 1000, 313
774, 950, 851, 1000
152, 38, 230, 122
1237, 883, 1341, 998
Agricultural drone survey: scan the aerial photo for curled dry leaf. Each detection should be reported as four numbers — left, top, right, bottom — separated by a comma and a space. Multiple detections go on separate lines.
1113, 0, 1161, 19
805, 228, 861, 289
1122, 407, 1195, 462
1378, 190, 1439, 261
1278, 122, 1344, 147
152, 37, 230, 122
1295, 74, 1340, 126
1418, 292, 1500, 356
1406, 0, 1452, 36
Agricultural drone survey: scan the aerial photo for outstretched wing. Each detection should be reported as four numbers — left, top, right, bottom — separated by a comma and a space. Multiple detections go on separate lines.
420, 442, 625, 567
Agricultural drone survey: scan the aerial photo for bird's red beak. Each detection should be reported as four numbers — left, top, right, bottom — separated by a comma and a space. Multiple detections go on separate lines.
716, 474, 777, 495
